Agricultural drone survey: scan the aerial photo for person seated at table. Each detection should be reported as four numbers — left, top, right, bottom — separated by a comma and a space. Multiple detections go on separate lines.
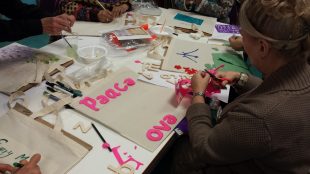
57, 0, 132, 23
169, 0, 310, 173
0, 154, 41, 174
0, 0, 75, 42
173, 0, 235, 23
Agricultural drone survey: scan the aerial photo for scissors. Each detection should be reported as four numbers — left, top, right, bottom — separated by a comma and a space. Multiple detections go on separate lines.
204, 69, 231, 89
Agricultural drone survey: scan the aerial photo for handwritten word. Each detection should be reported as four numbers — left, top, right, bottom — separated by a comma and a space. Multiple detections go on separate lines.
79, 78, 136, 111
0, 139, 13, 158
103, 145, 144, 170
146, 114, 177, 141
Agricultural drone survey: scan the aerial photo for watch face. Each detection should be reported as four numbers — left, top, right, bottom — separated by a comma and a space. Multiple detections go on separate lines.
238, 73, 248, 86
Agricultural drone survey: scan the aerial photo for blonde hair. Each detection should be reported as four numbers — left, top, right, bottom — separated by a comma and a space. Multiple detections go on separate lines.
239, 0, 310, 59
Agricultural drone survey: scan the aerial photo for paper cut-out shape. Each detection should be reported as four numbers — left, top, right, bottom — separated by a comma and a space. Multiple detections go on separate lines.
108, 163, 135, 174
162, 38, 213, 73
174, 13, 204, 26
73, 121, 91, 133
176, 49, 199, 63
146, 114, 177, 141
105, 145, 144, 170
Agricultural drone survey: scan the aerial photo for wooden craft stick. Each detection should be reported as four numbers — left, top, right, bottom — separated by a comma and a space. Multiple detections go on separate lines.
160, 74, 171, 79
160, 18, 166, 33
166, 79, 176, 85
73, 121, 91, 133
147, 68, 159, 72
95, 0, 107, 10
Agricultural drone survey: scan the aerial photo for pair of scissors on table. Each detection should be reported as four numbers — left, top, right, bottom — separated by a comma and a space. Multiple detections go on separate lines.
203, 69, 231, 89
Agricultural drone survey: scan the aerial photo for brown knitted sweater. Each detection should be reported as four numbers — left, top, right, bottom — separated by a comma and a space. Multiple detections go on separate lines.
173, 57, 310, 174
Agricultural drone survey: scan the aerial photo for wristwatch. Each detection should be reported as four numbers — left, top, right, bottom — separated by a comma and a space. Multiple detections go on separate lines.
193, 91, 204, 97
236, 72, 249, 87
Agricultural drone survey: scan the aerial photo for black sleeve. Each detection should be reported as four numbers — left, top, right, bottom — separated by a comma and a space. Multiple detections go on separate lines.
0, 19, 43, 41
0, 0, 50, 19
0, 0, 51, 41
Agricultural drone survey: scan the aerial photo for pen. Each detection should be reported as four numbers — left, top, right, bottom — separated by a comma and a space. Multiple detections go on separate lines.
46, 81, 73, 97
56, 81, 82, 97
91, 123, 112, 152
43, 91, 73, 109
13, 162, 24, 168
62, 34, 73, 49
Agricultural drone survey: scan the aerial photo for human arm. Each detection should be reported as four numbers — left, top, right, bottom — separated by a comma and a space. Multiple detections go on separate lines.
58, 0, 102, 21
0, 154, 41, 174
229, 35, 244, 51
58, 0, 131, 22
0, 163, 14, 174
0, 13, 75, 41
14, 154, 41, 174
0, 0, 50, 41
174, 0, 234, 22
41, 13, 75, 35
195, 0, 234, 22
183, 100, 271, 168
0, 0, 49, 20
216, 71, 263, 95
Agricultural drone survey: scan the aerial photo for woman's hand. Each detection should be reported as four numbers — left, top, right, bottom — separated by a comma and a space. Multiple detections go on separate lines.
0, 163, 14, 174
41, 13, 76, 35
215, 71, 241, 86
229, 36, 243, 51
112, 4, 129, 18
14, 154, 41, 174
97, 10, 113, 23
190, 71, 210, 103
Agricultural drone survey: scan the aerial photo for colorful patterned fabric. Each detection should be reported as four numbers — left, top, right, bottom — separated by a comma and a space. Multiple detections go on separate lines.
57, 0, 131, 21
174, 0, 234, 23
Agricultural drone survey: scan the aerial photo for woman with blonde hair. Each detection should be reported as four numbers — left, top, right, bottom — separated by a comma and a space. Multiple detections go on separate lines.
169, 0, 310, 173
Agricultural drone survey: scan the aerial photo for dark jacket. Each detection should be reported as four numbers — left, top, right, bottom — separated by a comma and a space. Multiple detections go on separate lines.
172, 57, 310, 174
0, 0, 50, 41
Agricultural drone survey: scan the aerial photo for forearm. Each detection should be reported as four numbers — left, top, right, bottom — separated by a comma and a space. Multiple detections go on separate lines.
59, 0, 100, 21
0, 20, 42, 41
195, 0, 234, 19
0, 0, 49, 19
233, 74, 263, 94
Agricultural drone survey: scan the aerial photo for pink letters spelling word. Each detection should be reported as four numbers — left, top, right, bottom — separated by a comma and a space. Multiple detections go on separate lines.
79, 78, 136, 111
146, 114, 177, 141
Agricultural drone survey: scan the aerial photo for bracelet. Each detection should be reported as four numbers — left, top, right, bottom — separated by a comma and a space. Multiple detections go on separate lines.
193, 91, 204, 97
236, 72, 249, 87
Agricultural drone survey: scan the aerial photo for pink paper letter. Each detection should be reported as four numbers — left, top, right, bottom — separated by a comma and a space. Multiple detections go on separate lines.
79, 97, 99, 111
163, 114, 177, 124
153, 120, 171, 131
114, 82, 128, 92
96, 95, 110, 104
111, 146, 144, 170
124, 78, 136, 86
105, 89, 121, 99
146, 129, 163, 141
